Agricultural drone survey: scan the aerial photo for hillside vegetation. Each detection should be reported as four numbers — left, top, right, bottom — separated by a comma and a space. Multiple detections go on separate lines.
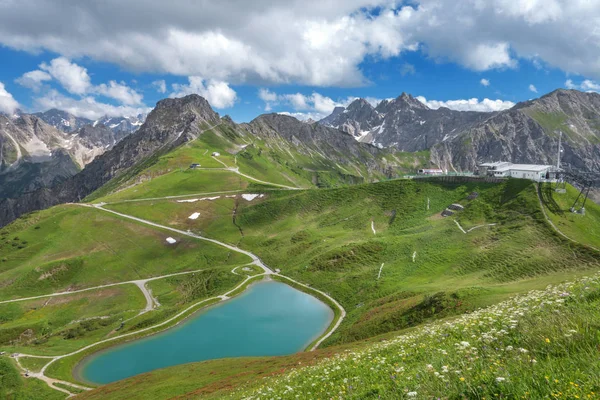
2, 115, 599, 399
106, 178, 599, 348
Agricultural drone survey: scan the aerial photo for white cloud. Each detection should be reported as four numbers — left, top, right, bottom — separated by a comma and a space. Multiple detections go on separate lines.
95, 80, 143, 106
0, 82, 20, 114
480, 78, 490, 87
258, 88, 277, 102
34, 90, 150, 120
529, 84, 538, 93
5, 1, 599, 85
170, 77, 237, 108
565, 79, 600, 92
278, 111, 325, 121
416, 96, 515, 112
282, 93, 311, 110
581, 79, 600, 91
15, 70, 52, 91
39, 57, 92, 95
152, 80, 167, 94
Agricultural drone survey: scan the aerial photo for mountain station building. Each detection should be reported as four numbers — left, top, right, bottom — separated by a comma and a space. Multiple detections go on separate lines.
478, 162, 557, 182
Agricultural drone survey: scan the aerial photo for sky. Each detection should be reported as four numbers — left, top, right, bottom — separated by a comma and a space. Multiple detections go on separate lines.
1, 0, 599, 123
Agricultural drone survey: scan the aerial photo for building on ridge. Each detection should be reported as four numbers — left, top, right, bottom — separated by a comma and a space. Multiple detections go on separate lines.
478, 162, 559, 182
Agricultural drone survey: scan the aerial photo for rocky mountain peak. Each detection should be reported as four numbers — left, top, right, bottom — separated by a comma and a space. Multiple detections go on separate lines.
396, 92, 429, 110
151, 94, 220, 126
347, 98, 374, 112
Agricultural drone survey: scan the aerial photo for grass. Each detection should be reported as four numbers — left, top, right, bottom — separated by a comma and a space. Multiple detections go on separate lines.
96, 169, 250, 202
103, 178, 600, 347
146, 267, 245, 308
539, 182, 600, 249
75, 273, 600, 399
0, 357, 66, 400
230, 273, 600, 399
5, 168, 600, 398
0, 205, 251, 300
17, 356, 50, 373
0, 285, 144, 355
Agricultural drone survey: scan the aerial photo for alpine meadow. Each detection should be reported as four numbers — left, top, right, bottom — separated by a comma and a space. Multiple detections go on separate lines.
1, 1, 600, 399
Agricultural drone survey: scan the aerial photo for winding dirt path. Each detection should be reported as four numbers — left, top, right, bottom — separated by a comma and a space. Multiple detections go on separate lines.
0, 269, 207, 305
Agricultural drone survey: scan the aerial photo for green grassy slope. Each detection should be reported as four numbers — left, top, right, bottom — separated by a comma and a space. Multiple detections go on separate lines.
106, 178, 599, 347
539, 183, 600, 248
0, 357, 66, 400
0, 203, 252, 361
4, 116, 599, 399
0, 205, 249, 299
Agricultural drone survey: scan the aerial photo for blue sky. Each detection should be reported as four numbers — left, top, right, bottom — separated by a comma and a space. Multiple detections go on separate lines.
0, 1, 599, 122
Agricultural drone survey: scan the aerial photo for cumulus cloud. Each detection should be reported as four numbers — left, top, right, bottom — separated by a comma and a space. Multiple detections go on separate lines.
15, 70, 52, 91
480, 78, 490, 87
39, 57, 92, 95
95, 80, 143, 106
565, 79, 600, 92
16, 57, 146, 116
416, 96, 515, 112
34, 90, 150, 120
529, 84, 538, 93
152, 80, 167, 94
3, 1, 598, 85
170, 77, 237, 108
0, 82, 20, 114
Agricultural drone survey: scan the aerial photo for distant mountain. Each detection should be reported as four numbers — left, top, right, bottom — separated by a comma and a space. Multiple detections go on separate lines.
32, 109, 92, 133
242, 113, 389, 176
93, 114, 146, 137
319, 90, 600, 176
0, 112, 140, 200
431, 89, 600, 173
0, 95, 219, 225
320, 93, 491, 150
34, 109, 146, 136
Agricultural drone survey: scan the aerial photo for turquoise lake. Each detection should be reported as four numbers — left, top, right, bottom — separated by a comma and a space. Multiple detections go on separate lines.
78, 280, 334, 384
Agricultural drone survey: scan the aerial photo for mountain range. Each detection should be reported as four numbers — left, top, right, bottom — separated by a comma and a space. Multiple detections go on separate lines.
319, 89, 600, 174
0, 89, 599, 227
0, 110, 146, 200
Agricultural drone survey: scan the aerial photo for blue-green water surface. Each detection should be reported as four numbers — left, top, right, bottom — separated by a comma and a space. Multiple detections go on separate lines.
79, 281, 333, 384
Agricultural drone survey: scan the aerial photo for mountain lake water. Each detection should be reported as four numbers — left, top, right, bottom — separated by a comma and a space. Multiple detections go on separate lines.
77, 280, 334, 384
